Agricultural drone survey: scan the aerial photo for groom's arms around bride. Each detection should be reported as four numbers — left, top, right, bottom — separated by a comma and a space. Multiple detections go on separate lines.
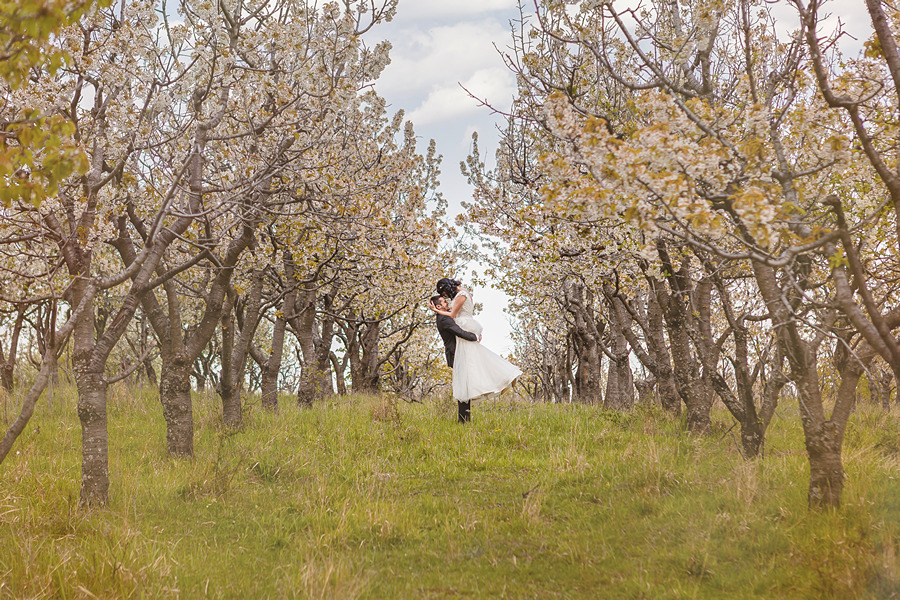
429, 295, 479, 368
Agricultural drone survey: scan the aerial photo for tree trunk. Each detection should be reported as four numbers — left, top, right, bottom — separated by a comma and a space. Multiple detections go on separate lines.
558, 338, 573, 402
68, 272, 113, 507
293, 287, 319, 406
76, 370, 109, 507
682, 379, 714, 432
0, 305, 26, 392
806, 334, 873, 509
645, 286, 681, 414
230, 271, 265, 393
563, 279, 604, 404
634, 377, 655, 404
573, 337, 603, 404
733, 325, 763, 457
692, 275, 764, 456
751, 259, 845, 508
759, 349, 788, 429
806, 425, 844, 509
260, 315, 287, 410
351, 318, 381, 394
159, 356, 193, 456
315, 292, 336, 397
656, 243, 712, 431
879, 368, 894, 410
663, 301, 712, 432
219, 300, 241, 428
604, 295, 633, 410
737, 398, 763, 459
215, 268, 266, 427
142, 354, 157, 387
261, 255, 297, 410
139, 312, 157, 387
330, 351, 347, 396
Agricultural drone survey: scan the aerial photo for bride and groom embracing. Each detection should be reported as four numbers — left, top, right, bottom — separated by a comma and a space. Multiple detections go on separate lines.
428, 278, 522, 423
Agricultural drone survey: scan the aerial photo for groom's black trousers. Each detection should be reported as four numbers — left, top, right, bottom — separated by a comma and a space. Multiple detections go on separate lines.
457, 400, 471, 423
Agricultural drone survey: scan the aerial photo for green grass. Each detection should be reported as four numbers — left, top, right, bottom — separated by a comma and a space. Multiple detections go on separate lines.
1, 384, 899, 598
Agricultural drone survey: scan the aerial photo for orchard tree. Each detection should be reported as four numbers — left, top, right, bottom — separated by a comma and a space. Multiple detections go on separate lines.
1, 0, 199, 504
0, 0, 403, 502
794, 0, 900, 386
508, 0, 888, 508
112, 0, 402, 448
0, 0, 102, 456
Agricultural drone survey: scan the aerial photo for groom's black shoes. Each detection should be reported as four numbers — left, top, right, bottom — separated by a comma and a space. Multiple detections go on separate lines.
457, 401, 471, 423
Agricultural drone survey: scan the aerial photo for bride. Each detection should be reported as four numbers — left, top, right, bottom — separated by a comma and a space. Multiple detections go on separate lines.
430, 278, 522, 404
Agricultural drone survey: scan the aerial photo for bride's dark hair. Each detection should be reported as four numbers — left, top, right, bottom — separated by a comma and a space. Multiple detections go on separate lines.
436, 278, 461, 299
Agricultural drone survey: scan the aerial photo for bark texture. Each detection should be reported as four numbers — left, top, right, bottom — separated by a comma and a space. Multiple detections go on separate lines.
563, 279, 604, 404
260, 254, 298, 410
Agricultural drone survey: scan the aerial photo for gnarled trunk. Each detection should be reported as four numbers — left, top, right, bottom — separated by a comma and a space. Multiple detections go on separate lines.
76, 370, 109, 507
656, 243, 712, 432
604, 294, 633, 410
0, 305, 26, 392
663, 299, 712, 432
692, 275, 764, 456
573, 334, 603, 404
219, 269, 265, 423
634, 377, 656, 404
159, 357, 193, 456
69, 271, 113, 507
806, 425, 844, 509
260, 315, 288, 410
752, 259, 849, 508
759, 349, 788, 430
260, 254, 297, 411
681, 378, 714, 432
645, 286, 680, 414
349, 317, 380, 394
563, 279, 604, 404
219, 300, 242, 428
733, 325, 763, 458
293, 286, 329, 406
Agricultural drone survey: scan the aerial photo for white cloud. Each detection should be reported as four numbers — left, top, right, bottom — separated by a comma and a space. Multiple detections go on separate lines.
375, 19, 514, 102
406, 67, 514, 126
406, 86, 471, 125
761, 1, 871, 56
391, 0, 519, 21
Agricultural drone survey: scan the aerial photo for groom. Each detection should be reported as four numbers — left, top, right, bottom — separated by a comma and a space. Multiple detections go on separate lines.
430, 295, 478, 423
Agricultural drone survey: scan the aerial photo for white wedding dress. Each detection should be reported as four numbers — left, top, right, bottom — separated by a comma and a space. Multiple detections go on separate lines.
452, 289, 522, 401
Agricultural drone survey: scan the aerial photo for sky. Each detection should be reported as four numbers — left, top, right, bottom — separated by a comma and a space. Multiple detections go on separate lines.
370, 0, 874, 358
371, 0, 524, 356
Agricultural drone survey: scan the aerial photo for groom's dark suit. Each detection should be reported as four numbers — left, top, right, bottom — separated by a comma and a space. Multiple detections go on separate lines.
436, 314, 478, 367
436, 313, 478, 423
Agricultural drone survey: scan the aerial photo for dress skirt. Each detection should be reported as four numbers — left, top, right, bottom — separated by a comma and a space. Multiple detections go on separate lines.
452, 316, 522, 401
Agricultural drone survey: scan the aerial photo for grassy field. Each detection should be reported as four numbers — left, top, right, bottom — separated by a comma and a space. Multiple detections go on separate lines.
1, 384, 899, 599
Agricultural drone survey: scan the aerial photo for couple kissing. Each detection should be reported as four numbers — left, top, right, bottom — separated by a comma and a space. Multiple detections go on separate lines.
429, 278, 521, 423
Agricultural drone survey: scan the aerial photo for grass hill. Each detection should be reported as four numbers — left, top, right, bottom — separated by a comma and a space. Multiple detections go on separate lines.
2, 385, 899, 598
